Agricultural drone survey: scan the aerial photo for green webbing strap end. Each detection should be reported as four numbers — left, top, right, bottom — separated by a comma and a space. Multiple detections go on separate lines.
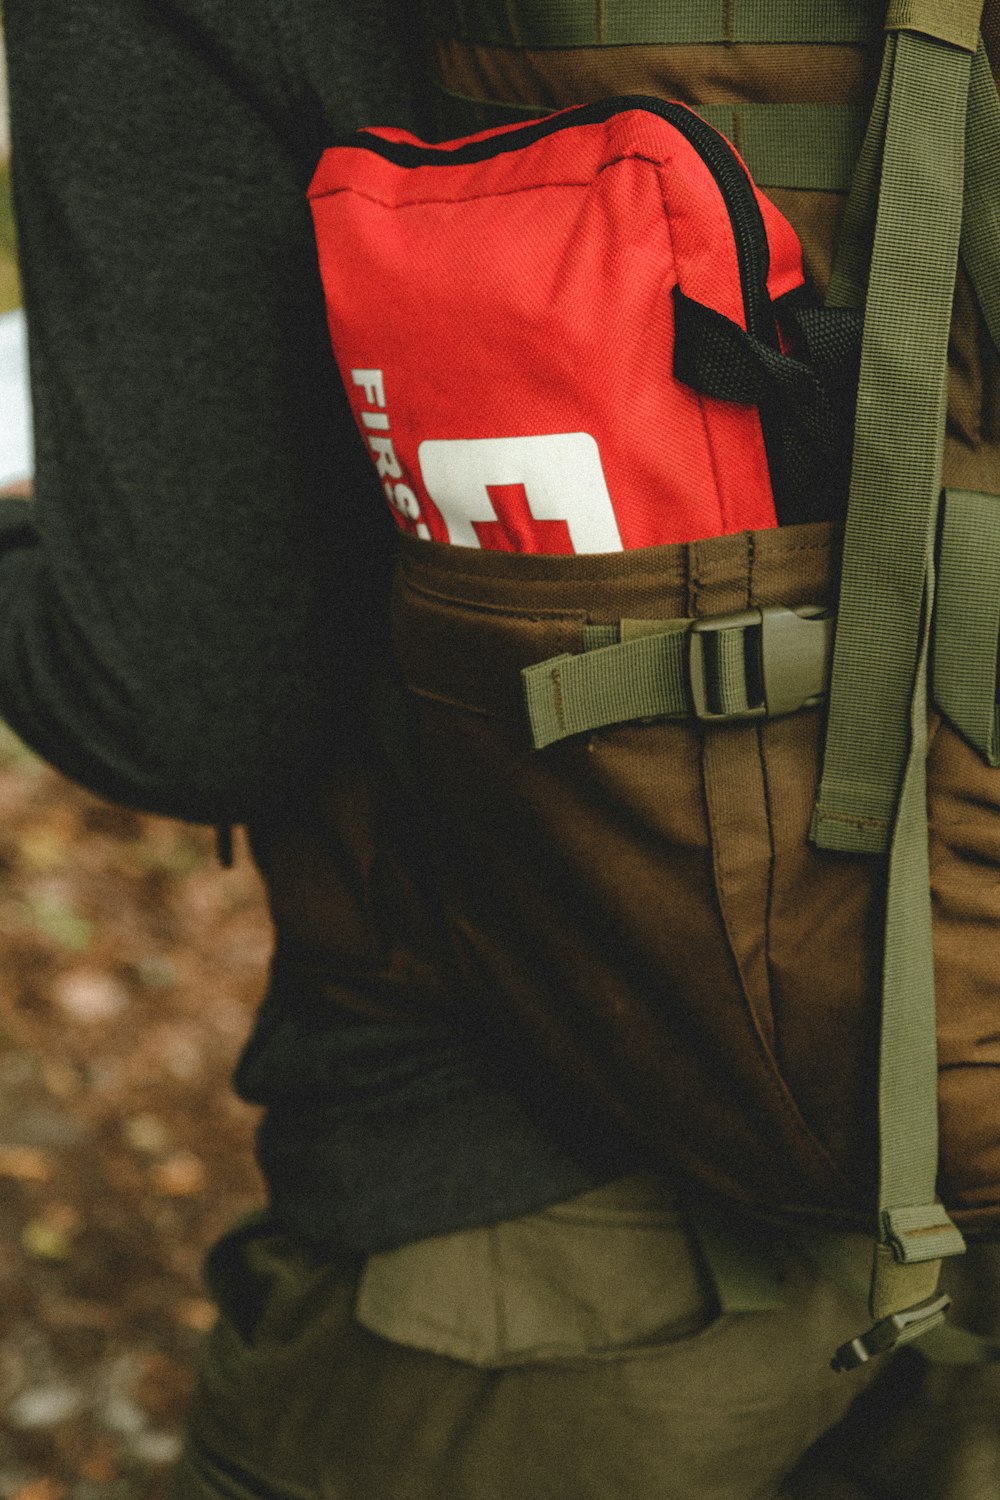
522, 632, 692, 750
809, 788, 892, 853
522, 653, 582, 751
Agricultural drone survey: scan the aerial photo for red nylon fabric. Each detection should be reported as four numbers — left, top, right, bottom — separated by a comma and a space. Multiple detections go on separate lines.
309, 105, 806, 552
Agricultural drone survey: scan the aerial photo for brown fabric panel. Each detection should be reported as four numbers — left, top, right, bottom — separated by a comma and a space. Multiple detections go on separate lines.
760, 709, 884, 1190
701, 723, 776, 1052
433, 37, 875, 109
389, 525, 1000, 1233
765, 188, 846, 293
392, 527, 871, 1224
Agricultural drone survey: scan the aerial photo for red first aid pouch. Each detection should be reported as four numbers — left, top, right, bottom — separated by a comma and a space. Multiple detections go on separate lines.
309, 98, 859, 553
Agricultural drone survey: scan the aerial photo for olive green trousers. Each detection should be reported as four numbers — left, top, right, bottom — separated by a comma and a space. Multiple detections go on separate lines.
170, 1178, 1000, 1500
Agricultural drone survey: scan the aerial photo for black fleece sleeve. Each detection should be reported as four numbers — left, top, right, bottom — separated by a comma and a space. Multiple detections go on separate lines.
3, 1, 641, 1245
3, 0, 419, 822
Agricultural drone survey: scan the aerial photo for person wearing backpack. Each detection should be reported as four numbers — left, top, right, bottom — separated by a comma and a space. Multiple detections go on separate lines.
5, 0, 1000, 1495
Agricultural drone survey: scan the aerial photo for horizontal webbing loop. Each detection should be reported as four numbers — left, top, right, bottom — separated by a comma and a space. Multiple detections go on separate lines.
522, 605, 832, 749
698, 102, 866, 190
882, 1205, 968, 1266
424, 0, 877, 47
432, 85, 866, 189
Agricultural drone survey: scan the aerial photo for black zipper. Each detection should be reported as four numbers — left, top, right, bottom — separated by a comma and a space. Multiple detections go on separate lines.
348, 95, 778, 352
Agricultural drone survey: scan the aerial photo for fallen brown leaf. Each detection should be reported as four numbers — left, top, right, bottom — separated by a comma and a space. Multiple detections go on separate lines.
12, 1481, 68, 1500
21, 1203, 83, 1260
50, 969, 128, 1022
0, 1144, 53, 1182
175, 1296, 216, 1333
151, 1151, 207, 1198
77, 1438, 120, 1484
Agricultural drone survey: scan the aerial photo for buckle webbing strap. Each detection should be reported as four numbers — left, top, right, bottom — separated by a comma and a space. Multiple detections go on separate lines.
521, 606, 833, 749
831, 1207, 965, 1369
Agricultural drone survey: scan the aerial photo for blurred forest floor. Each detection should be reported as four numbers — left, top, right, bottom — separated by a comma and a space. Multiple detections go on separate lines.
0, 724, 269, 1499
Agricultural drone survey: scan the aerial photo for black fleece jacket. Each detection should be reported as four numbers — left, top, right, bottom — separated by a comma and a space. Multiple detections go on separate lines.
4, 0, 635, 1249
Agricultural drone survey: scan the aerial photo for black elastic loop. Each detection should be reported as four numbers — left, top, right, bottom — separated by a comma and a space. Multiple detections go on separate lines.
672, 286, 862, 525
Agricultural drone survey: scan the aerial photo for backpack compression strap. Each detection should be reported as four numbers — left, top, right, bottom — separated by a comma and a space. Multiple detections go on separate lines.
812, 0, 989, 1372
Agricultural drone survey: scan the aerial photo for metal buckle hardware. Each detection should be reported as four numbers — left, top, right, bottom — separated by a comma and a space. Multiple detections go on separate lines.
831, 1293, 952, 1373
688, 605, 833, 723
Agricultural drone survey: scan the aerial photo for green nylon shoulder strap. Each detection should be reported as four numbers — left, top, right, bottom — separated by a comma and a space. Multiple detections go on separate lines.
812, 3, 990, 1355
813, 24, 976, 855
827, 40, 1000, 341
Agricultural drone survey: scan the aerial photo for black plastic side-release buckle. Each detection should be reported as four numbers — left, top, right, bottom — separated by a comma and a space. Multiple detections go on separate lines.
831, 1294, 952, 1373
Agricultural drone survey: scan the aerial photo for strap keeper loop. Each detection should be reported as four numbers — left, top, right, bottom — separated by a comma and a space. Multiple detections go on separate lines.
884, 0, 984, 51
881, 1206, 967, 1264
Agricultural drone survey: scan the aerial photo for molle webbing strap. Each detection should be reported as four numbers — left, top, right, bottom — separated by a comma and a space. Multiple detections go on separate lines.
433, 89, 868, 191
424, 0, 879, 190
828, 40, 1000, 335
425, 0, 875, 46
697, 104, 865, 192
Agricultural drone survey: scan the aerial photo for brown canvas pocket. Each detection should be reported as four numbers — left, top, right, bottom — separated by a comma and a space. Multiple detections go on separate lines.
389, 526, 878, 1227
